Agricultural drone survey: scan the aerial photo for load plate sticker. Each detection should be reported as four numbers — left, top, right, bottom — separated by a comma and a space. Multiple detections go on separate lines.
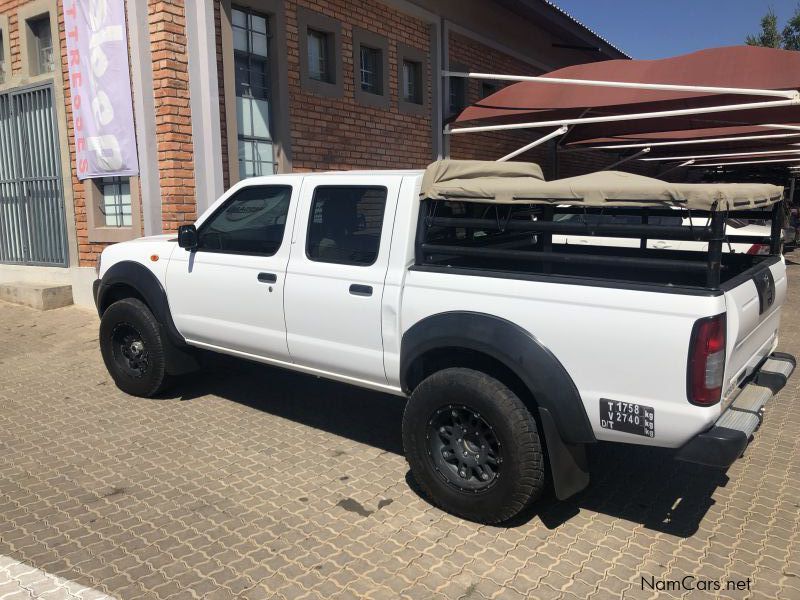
600, 399, 655, 437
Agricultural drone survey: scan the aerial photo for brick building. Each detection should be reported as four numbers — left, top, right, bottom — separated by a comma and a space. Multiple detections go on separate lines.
0, 0, 626, 306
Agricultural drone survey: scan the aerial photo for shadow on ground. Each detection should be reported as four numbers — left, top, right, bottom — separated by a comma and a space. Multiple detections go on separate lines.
172, 352, 726, 537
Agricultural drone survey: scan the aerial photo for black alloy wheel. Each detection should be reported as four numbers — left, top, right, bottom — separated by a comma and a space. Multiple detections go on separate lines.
111, 322, 150, 378
427, 405, 502, 492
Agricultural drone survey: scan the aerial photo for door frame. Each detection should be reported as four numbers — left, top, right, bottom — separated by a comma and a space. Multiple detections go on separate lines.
0, 82, 69, 266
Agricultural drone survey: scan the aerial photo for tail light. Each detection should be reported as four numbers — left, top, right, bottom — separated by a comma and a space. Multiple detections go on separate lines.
687, 314, 726, 406
747, 243, 770, 255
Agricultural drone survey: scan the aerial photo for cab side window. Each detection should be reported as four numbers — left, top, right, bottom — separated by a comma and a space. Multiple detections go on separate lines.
306, 186, 387, 265
198, 185, 292, 255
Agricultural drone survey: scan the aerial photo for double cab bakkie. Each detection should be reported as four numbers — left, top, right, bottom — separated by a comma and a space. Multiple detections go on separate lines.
94, 160, 795, 524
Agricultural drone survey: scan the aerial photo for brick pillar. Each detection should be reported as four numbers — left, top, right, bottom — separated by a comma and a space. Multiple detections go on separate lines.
149, 0, 196, 232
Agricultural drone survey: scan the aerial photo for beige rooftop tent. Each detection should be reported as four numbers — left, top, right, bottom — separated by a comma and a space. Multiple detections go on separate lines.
420, 160, 784, 211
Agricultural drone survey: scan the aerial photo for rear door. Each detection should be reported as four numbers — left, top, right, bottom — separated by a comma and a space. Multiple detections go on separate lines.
284, 176, 401, 384
722, 258, 787, 400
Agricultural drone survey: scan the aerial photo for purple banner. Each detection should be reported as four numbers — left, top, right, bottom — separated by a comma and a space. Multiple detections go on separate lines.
64, 0, 139, 180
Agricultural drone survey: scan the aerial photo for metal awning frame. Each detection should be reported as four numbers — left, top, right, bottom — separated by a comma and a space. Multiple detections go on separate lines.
641, 148, 800, 162
442, 71, 800, 163
692, 157, 800, 167
589, 131, 800, 150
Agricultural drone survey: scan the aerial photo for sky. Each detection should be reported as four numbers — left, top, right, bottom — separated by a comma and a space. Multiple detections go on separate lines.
553, 0, 800, 59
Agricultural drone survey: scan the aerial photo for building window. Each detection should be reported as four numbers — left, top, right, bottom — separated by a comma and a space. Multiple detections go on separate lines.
87, 176, 142, 242
307, 29, 331, 82
352, 28, 389, 108
28, 15, 54, 74
233, 7, 267, 56
359, 46, 382, 94
449, 77, 466, 115
99, 177, 132, 227
298, 8, 342, 97
233, 6, 275, 179
402, 60, 422, 104
397, 44, 427, 116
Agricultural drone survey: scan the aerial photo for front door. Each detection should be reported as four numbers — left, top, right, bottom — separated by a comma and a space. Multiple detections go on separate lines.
0, 85, 69, 266
284, 176, 401, 384
166, 181, 299, 359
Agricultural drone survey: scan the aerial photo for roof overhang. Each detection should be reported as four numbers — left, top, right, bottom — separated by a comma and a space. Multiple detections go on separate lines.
493, 0, 630, 59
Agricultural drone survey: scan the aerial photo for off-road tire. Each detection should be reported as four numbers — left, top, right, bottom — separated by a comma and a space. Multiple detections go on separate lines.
403, 367, 545, 524
99, 298, 170, 398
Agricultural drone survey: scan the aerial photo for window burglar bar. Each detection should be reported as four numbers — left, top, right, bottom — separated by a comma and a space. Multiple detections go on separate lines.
99, 177, 132, 227
308, 29, 329, 81
360, 46, 381, 93
402, 60, 422, 103
29, 16, 54, 74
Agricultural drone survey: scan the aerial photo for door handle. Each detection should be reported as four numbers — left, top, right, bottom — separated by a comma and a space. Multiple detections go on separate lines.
349, 284, 373, 297
257, 272, 277, 283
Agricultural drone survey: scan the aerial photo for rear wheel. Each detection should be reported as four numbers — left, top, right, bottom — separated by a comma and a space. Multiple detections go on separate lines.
99, 298, 170, 397
402, 367, 545, 524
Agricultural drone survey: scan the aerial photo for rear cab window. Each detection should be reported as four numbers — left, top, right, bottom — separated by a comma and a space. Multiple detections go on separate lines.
306, 186, 388, 266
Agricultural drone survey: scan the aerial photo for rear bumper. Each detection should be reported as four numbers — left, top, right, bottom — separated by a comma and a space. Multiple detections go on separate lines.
675, 352, 795, 468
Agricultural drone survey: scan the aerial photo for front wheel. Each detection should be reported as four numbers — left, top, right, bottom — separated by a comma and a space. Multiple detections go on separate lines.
402, 368, 545, 524
99, 298, 170, 397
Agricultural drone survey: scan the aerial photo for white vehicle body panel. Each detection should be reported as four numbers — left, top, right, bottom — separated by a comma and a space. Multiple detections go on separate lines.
721, 259, 786, 402
98, 234, 177, 285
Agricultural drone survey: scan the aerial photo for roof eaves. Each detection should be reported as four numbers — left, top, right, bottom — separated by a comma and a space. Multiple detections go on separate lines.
539, 0, 630, 59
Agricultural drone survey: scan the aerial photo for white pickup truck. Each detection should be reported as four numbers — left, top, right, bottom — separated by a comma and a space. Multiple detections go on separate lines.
94, 160, 795, 524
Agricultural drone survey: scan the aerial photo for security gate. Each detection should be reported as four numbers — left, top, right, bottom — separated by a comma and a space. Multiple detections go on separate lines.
0, 84, 69, 267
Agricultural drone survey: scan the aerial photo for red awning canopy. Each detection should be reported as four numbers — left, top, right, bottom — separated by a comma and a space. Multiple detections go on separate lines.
453, 46, 800, 144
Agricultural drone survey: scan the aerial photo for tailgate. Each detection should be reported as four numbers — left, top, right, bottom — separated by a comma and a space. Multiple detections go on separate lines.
722, 258, 787, 404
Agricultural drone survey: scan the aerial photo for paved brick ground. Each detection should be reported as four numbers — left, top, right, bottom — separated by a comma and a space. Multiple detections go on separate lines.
1, 268, 800, 599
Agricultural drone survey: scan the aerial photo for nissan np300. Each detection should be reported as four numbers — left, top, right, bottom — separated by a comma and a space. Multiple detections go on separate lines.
93, 160, 795, 523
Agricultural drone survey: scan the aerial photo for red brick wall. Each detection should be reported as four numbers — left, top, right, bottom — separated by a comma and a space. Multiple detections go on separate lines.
284, 0, 433, 171
0, 0, 23, 74
149, 0, 195, 232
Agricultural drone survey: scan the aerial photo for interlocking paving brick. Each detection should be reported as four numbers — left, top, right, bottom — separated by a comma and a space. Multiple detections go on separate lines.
2, 264, 800, 598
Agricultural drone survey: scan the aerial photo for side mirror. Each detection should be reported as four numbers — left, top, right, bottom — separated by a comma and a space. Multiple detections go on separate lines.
177, 224, 198, 250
